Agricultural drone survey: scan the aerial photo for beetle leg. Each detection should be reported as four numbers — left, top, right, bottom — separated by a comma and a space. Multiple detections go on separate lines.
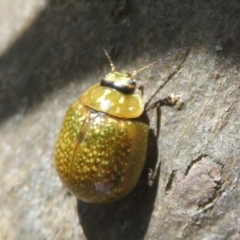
138, 85, 144, 97
144, 94, 180, 112
141, 167, 157, 186
145, 159, 162, 186
145, 94, 181, 185
147, 154, 162, 185
147, 168, 155, 186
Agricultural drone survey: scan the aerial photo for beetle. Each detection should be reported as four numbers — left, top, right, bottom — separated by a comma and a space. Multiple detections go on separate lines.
54, 50, 179, 203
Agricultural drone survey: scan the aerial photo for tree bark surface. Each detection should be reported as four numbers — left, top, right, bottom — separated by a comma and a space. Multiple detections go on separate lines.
0, 1, 239, 240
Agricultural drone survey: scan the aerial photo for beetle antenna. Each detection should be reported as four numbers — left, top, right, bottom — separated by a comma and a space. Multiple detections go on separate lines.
131, 59, 160, 77
103, 48, 115, 72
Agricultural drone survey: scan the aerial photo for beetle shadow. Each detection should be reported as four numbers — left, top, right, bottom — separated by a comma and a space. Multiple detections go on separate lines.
77, 117, 160, 240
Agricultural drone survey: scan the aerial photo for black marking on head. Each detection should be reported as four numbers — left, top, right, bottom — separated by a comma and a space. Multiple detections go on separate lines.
100, 78, 136, 94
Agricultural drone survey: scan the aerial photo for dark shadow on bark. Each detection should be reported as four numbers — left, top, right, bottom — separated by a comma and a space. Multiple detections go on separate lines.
77, 128, 159, 240
0, 1, 240, 123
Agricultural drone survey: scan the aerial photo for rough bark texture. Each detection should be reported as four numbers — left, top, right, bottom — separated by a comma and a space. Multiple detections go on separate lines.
0, 0, 240, 240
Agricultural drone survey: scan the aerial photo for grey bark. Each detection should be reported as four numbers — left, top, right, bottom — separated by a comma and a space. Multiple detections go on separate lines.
0, 1, 240, 240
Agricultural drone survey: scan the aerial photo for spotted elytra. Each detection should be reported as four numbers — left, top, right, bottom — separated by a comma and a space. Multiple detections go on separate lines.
54, 49, 181, 203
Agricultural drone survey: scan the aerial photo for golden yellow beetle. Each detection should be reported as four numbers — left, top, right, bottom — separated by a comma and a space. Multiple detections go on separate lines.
54, 51, 178, 203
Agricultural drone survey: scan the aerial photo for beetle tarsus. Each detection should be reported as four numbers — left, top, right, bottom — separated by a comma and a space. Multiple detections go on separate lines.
145, 94, 180, 112
147, 168, 154, 186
